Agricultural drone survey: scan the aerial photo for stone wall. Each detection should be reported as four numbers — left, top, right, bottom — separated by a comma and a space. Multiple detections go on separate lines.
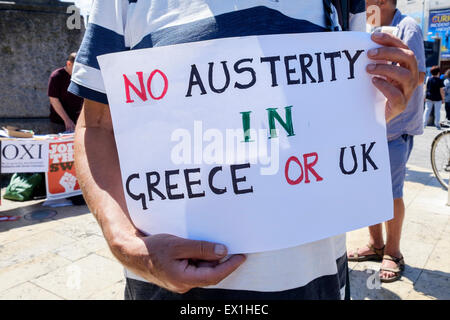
0, 0, 85, 133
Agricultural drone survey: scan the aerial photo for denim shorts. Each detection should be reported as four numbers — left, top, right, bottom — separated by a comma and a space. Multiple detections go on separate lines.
388, 134, 414, 199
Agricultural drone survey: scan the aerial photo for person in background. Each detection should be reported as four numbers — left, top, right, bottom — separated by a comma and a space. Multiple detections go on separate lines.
348, 0, 426, 283
423, 66, 445, 130
444, 69, 450, 122
47, 52, 84, 134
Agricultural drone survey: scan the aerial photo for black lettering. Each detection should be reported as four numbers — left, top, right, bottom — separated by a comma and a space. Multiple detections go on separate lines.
230, 163, 254, 195
165, 170, 184, 200
208, 61, 230, 94
260, 56, 281, 87
339, 146, 358, 175
20, 144, 35, 159
342, 50, 364, 79
324, 51, 342, 81
146, 171, 166, 201
361, 142, 378, 172
184, 168, 205, 198
208, 166, 227, 195
315, 52, 324, 83
299, 54, 317, 84
2, 144, 19, 160
126, 173, 148, 210
284, 55, 300, 85
185, 64, 207, 97
234, 58, 256, 89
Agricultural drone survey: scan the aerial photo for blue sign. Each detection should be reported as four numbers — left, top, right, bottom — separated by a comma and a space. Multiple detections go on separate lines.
428, 9, 450, 59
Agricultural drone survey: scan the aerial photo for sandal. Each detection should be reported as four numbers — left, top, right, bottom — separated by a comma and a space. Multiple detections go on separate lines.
348, 244, 385, 262
380, 254, 405, 283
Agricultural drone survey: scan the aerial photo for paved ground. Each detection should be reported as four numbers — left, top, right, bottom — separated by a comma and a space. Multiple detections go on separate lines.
0, 126, 449, 300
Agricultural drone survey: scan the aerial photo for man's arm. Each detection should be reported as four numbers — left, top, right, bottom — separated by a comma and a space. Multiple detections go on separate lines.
441, 87, 445, 103
418, 72, 425, 86
49, 97, 75, 131
74, 99, 245, 294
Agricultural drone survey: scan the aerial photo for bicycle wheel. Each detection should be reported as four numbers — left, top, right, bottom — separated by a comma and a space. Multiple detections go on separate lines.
431, 130, 450, 190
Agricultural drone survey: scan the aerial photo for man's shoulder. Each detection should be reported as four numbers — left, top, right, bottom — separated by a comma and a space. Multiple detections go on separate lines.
397, 14, 421, 34
50, 67, 67, 79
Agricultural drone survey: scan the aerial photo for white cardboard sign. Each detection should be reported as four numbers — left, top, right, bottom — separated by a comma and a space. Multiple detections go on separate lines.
98, 32, 393, 254
0, 139, 49, 173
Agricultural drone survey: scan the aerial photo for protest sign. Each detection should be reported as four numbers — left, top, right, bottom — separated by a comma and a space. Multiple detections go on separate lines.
46, 139, 82, 200
0, 139, 49, 173
98, 32, 393, 254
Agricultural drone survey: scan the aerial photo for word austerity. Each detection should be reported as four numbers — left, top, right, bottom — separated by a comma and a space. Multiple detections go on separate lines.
185, 50, 365, 96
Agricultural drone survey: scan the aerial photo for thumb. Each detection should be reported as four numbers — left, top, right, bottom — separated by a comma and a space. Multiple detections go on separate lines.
173, 238, 228, 261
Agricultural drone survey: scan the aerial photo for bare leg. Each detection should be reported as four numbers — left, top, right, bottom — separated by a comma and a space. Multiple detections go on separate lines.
381, 198, 405, 279
368, 223, 384, 249
347, 223, 384, 258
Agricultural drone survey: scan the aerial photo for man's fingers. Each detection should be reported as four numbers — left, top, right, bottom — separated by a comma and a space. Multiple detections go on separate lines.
172, 238, 229, 261
366, 63, 412, 90
371, 77, 406, 121
182, 254, 246, 287
371, 32, 409, 50
367, 46, 417, 73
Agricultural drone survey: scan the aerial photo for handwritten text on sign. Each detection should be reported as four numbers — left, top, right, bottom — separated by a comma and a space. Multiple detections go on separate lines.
98, 32, 393, 254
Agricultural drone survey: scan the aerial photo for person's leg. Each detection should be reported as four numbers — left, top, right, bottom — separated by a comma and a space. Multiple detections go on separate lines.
348, 137, 406, 260
434, 101, 442, 129
423, 100, 433, 127
445, 102, 450, 121
380, 135, 413, 281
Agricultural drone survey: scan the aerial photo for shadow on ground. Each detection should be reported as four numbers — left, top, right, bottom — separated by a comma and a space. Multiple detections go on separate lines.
350, 264, 450, 300
405, 167, 445, 190
0, 200, 90, 233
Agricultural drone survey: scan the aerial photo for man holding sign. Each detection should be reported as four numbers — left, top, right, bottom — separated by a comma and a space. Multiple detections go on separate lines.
70, 0, 419, 300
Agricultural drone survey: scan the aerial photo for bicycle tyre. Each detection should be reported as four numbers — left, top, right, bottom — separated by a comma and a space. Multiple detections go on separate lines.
431, 130, 450, 190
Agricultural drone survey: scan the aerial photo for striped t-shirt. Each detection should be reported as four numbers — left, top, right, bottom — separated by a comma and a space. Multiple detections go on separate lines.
69, 0, 366, 299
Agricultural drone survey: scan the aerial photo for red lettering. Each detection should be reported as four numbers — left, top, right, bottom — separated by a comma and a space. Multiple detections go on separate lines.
285, 152, 323, 185
284, 156, 304, 185
147, 69, 169, 100
123, 71, 147, 103
303, 152, 323, 183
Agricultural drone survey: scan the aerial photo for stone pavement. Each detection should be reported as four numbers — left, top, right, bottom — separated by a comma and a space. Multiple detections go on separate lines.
0, 127, 449, 300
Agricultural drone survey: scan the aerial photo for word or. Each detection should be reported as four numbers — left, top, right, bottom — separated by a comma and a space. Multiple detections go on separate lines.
285, 152, 323, 185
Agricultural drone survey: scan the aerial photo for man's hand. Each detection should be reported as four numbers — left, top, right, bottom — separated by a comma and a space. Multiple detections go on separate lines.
120, 234, 246, 293
366, 32, 419, 123
75, 99, 245, 294
64, 119, 76, 132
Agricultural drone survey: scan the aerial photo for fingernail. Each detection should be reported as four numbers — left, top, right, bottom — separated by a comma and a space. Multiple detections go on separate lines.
368, 48, 379, 56
214, 244, 227, 256
372, 32, 383, 39
367, 64, 376, 71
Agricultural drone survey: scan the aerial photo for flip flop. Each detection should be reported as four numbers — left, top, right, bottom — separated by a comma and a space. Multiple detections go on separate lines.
0, 215, 21, 222
380, 254, 405, 283
348, 244, 385, 262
